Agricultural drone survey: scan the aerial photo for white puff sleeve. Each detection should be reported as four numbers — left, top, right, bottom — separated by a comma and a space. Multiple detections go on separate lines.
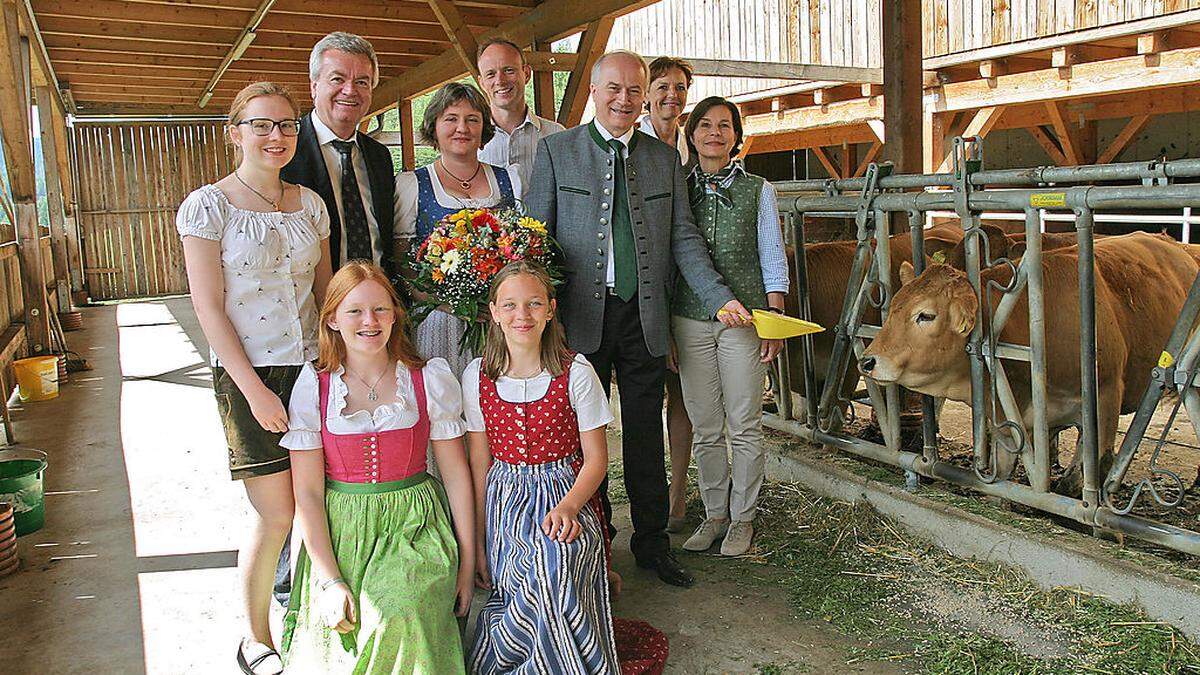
175, 186, 224, 241
281, 362, 323, 450
461, 358, 485, 433
393, 171, 419, 242
300, 186, 331, 240
567, 354, 614, 432
423, 358, 466, 440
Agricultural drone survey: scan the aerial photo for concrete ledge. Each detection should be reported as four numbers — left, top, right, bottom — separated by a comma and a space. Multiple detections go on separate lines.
763, 441, 1200, 641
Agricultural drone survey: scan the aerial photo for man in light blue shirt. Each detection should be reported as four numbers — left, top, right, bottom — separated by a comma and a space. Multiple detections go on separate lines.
475, 37, 565, 197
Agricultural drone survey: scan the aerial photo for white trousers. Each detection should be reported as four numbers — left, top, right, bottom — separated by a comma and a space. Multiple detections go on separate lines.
672, 316, 767, 522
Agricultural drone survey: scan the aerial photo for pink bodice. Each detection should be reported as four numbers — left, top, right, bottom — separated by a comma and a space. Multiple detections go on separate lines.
317, 368, 430, 483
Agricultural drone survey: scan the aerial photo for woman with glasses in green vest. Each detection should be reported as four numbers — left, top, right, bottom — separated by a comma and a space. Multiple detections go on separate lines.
673, 96, 788, 557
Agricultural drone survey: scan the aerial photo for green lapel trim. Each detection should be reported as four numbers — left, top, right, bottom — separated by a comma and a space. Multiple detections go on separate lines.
588, 120, 641, 154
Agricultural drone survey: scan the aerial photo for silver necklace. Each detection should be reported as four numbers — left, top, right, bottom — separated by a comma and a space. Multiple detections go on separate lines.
346, 367, 389, 402
234, 170, 283, 211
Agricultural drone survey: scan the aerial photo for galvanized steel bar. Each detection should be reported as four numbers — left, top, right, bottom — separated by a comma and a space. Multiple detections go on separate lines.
909, 209, 941, 468
1075, 209, 1101, 509
1024, 208, 1052, 493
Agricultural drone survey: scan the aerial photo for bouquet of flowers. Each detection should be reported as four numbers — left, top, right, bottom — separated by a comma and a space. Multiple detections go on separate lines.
409, 206, 559, 352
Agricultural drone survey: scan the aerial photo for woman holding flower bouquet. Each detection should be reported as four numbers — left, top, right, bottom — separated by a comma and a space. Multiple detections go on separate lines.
395, 82, 521, 377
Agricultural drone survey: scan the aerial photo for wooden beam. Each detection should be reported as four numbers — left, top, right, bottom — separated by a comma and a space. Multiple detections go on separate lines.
642, 58, 882, 83
734, 134, 755, 160
742, 96, 883, 137
372, 0, 660, 108
1097, 114, 1151, 165
0, 1, 33, 201
1027, 125, 1067, 165
1044, 101, 1080, 165
556, 16, 614, 128
867, 118, 885, 143
860, 83, 882, 98
531, 40, 556, 120
813, 86, 859, 106
934, 107, 1003, 173
810, 146, 842, 179
922, 8, 1200, 70
743, 123, 878, 153
852, 141, 883, 178
525, 49, 576, 72
934, 44, 1200, 113
398, 97, 416, 171
979, 59, 1005, 79
882, 0, 922, 178
1, 2, 50, 354
19, 0, 71, 112
426, 0, 480, 79
35, 86, 70, 312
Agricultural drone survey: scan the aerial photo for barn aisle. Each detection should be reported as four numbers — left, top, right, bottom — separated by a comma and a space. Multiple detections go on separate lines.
0, 298, 907, 674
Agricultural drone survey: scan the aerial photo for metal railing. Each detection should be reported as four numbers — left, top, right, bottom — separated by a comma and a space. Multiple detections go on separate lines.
768, 140, 1200, 556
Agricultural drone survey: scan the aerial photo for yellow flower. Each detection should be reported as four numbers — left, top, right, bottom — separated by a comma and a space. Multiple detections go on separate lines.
517, 216, 547, 234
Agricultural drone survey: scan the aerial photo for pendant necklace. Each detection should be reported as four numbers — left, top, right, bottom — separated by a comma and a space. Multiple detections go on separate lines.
234, 170, 282, 211
439, 160, 482, 191
347, 367, 389, 402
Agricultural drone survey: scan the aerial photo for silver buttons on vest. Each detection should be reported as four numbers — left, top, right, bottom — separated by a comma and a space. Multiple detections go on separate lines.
601, 202, 610, 210
600, 217, 608, 225
594, 292, 602, 299
603, 188, 611, 196
597, 232, 605, 239
605, 173, 612, 180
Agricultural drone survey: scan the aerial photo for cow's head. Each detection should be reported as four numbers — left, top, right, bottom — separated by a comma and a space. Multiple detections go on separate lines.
858, 262, 977, 399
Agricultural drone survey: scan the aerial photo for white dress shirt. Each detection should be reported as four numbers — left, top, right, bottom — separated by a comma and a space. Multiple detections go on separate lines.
176, 184, 330, 367
461, 354, 614, 433
594, 120, 637, 289
638, 115, 689, 165
478, 108, 565, 198
281, 358, 466, 450
311, 111, 384, 266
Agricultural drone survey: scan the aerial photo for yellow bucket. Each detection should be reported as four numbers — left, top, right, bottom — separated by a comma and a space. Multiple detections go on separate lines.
14, 356, 59, 402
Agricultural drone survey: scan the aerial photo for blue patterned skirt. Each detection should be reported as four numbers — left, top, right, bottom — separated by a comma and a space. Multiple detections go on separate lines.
469, 456, 620, 674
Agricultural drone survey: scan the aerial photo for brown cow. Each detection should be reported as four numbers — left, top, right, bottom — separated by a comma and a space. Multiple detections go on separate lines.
858, 232, 1198, 492
784, 225, 963, 426
943, 222, 1081, 270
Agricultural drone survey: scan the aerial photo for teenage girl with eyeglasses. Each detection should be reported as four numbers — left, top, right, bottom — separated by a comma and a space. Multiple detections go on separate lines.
177, 81, 333, 675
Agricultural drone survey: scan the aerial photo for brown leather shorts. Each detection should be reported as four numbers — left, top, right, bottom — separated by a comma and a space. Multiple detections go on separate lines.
212, 364, 302, 481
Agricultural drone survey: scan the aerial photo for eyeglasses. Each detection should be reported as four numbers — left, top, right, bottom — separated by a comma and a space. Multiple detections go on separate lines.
236, 118, 301, 137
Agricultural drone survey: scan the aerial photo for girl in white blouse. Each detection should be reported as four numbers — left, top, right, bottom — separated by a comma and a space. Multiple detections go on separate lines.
177, 82, 332, 675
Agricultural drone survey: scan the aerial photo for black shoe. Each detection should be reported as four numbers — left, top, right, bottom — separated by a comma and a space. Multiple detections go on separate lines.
636, 550, 695, 588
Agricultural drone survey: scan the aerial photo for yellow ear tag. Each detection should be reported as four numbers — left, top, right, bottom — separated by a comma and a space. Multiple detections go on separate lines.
931, 251, 946, 265
1158, 351, 1175, 368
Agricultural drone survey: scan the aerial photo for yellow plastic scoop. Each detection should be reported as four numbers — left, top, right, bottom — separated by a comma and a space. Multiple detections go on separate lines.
718, 309, 825, 339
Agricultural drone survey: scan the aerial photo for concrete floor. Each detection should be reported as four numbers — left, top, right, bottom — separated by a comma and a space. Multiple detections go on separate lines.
0, 299, 904, 674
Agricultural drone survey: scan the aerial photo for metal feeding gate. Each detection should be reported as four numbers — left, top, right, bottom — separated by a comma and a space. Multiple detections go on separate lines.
766, 138, 1200, 556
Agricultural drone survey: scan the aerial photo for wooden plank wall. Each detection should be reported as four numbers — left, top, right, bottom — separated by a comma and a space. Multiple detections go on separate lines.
606, 0, 800, 100
71, 121, 232, 301
803, 0, 1198, 60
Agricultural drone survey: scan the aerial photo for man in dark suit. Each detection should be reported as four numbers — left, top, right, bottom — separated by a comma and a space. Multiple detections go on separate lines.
526, 50, 752, 587
281, 32, 396, 276
274, 32, 395, 606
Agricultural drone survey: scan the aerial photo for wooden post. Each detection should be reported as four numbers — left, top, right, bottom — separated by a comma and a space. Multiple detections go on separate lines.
881, 0, 922, 232
427, 0, 481, 80
398, 97, 416, 171
0, 1, 50, 355
881, 0, 922, 176
35, 87, 70, 313
531, 39, 556, 120
556, 17, 616, 128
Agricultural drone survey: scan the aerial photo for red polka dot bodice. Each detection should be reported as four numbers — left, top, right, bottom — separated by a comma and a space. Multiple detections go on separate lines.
480, 361, 580, 465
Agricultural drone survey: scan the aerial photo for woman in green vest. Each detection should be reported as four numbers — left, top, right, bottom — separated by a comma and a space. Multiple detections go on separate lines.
673, 96, 788, 557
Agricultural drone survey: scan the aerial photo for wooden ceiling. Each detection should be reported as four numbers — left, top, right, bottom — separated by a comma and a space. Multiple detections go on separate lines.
31, 0, 538, 115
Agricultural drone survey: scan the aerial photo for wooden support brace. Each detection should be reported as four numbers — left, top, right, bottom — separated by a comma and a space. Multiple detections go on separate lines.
1044, 101, 1090, 165
427, 0, 481, 79
1097, 114, 1152, 164
810, 146, 843, 179
531, 40, 556, 120
35, 87, 70, 313
735, 135, 755, 160
398, 97, 416, 171
867, 119, 885, 144
860, 83, 883, 98
852, 142, 884, 178
1027, 125, 1067, 166
979, 59, 1006, 80
556, 16, 615, 128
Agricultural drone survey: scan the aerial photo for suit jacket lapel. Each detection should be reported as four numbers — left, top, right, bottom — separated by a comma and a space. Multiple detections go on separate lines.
300, 113, 337, 226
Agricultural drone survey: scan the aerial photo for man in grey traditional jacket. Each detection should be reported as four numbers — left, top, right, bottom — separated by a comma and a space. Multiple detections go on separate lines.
525, 50, 752, 587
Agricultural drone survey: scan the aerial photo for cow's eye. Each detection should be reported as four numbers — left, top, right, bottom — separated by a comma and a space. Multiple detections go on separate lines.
915, 311, 936, 324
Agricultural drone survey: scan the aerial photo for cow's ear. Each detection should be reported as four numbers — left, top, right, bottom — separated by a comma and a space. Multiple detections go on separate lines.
952, 291, 978, 335
899, 261, 916, 286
